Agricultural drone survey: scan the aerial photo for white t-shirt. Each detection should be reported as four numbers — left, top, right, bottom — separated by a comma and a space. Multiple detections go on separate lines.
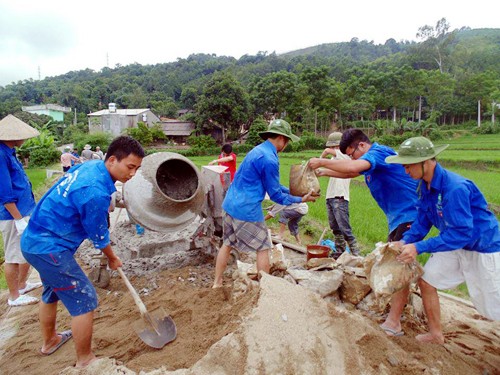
325, 150, 351, 200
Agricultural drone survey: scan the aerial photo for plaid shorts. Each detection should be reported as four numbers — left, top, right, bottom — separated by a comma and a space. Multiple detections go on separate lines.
222, 213, 272, 252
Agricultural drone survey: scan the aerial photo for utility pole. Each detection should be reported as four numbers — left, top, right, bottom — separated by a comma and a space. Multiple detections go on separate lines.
38, 66, 41, 80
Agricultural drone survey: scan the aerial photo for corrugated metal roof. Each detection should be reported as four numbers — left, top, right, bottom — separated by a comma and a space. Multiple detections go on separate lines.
88, 109, 150, 116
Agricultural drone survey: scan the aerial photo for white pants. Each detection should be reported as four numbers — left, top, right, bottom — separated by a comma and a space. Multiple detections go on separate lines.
423, 249, 500, 321
0, 220, 26, 263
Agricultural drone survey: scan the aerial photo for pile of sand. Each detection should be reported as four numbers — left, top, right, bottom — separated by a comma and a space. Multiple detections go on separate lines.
1, 217, 498, 374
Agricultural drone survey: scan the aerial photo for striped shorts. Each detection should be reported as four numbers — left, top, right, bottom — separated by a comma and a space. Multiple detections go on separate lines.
222, 213, 272, 252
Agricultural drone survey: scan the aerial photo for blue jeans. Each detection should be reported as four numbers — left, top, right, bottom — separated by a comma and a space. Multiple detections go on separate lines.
278, 208, 304, 236
326, 197, 359, 254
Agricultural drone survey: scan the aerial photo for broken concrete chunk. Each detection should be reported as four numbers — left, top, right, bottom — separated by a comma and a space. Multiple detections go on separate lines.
339, 270, 371, 305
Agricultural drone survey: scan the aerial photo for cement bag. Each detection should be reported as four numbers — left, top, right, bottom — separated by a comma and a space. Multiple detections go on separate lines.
289, 162, 321, 197
364, 242, 424, 298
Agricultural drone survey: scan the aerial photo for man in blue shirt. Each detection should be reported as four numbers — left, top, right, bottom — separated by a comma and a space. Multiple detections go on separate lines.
381, 136, 500, 344
309, 129, 419, 240
21, 136, 144, 367
0, 114, 42, 307
213, 119, 318, 288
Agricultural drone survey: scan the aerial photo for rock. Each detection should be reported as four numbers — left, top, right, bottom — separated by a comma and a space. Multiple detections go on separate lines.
339, 267, 371, 305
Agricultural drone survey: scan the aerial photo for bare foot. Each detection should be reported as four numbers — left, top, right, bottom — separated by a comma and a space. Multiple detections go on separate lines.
416, 332, 445, 344
76, 355, 98, 368
212, 283, 223, 289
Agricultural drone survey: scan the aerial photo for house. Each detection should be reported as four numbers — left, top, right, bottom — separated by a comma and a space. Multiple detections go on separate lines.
161, 120, 196, 144
22, 104, 71, 122
87, 104, 160, 136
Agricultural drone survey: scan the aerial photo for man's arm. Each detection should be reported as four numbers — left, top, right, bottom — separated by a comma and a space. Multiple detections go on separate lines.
309, 157, 371, 178
100, 244, 122, 270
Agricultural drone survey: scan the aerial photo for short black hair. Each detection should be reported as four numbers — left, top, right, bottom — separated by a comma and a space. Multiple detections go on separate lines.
222, 144, 232, 154
105, 136, 145, 161
339, 129, 371, 154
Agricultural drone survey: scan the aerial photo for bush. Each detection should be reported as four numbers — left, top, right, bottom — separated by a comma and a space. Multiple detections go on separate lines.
75, 132, 112, 153
29, 147, 61, 167
187, 134, 217, 149
473, 124, 499, 134
246, 117, 267, 147
126, 123, 153, 146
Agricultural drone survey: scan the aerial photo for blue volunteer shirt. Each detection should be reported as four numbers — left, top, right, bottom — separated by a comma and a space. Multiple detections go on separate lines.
0, 142, 36, 220
222, 140, 302, 222
403, 163, 500, 254
21, 160, 116, 254
359, 143, 419, 233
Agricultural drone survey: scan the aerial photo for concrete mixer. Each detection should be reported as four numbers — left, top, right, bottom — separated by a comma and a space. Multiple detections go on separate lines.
89, 152, 233, 288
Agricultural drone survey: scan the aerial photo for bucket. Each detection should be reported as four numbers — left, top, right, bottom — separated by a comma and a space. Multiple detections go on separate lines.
306, 244, 331, 261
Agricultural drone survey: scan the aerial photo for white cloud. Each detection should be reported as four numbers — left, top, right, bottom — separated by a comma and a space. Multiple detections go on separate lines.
0, 0, 498, 86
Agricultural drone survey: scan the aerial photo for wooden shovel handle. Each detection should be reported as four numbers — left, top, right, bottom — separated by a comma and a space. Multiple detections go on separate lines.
117, 267, 148, 316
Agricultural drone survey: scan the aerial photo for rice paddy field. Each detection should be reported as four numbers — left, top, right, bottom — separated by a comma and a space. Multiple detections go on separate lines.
191, 133, 500, 253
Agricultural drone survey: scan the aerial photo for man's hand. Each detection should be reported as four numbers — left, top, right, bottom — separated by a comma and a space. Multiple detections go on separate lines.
396, 243, 418, 264
308, 158, 323, 170
107, 254, 123, 270
320, 148, 336, 159
302, 189, 319, 203
14, 217, 28, 235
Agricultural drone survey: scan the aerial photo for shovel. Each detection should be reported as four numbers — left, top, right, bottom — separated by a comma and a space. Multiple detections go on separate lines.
117, 267, 177, 349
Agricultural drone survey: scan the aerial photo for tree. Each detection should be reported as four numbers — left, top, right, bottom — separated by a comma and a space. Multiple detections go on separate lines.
195, 71, 251, 143
415, 18, 456, 73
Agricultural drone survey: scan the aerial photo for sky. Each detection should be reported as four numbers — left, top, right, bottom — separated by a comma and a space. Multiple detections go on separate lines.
1, 0, 499, 87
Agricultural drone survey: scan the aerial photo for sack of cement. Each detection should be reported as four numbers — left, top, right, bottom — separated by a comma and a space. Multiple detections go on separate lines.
289, 162, 321, 197
339, 267, 371, 305
364, 242, 424, 298
270, 243, 288, 272
287, 268, 344, 297
336, 252, 364, 268
306, 257, 337, 270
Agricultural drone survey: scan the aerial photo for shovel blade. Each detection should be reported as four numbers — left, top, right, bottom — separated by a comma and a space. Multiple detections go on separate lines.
133, 309, 177, 349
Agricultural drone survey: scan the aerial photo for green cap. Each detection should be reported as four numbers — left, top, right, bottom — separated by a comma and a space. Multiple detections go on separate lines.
326, 132, 342, 147
385, 137, 449, 164
259, 119, 300, 142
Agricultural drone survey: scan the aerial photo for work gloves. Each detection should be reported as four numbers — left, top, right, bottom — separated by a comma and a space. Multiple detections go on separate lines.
14, 217, 28, 235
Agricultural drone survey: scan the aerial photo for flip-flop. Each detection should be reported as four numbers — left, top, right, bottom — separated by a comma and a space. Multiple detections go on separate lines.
380, 325, 404, 337
40, 330, 73, 356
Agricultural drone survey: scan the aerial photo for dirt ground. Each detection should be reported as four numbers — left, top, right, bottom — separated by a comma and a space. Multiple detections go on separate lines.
1, 221, 499, 375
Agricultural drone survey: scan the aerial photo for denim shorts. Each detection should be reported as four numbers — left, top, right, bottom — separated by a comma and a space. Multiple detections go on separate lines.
22, 249, 98, 316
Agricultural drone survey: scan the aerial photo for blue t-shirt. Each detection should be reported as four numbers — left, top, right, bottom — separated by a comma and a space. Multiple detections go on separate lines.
0, 142, 36, 220
21, 160, 116, 254
222, 140, 302, 222
403, 163, 500, 254
359, 143, 418, 232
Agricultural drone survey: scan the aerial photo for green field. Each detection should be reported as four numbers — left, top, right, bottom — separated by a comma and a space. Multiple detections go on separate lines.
1, 135, 498, 295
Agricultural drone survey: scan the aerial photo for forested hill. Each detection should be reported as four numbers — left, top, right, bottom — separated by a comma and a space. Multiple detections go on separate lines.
1, 26, 499, 129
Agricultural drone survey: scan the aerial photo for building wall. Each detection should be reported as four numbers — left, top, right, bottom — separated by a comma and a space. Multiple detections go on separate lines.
88, 110, 160, 136
25, 109, 65, 122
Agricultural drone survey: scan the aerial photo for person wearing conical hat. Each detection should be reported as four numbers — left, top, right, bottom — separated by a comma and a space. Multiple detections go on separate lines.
0, 114, 42, 307
213, 119, 318, 288
381, 136, 500, 344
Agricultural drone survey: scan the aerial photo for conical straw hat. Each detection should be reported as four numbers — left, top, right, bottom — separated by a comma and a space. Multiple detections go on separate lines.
0, 114, 40, 141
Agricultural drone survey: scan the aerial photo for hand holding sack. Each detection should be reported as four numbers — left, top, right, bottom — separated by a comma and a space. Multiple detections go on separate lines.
364, 242, 424, 306
289, 162, 321, 197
